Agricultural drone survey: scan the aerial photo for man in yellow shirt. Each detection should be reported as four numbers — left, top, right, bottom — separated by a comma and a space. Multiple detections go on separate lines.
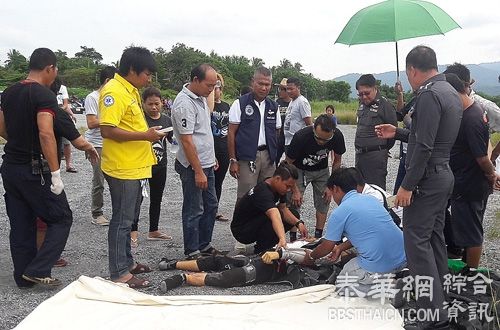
99, 47, 165, 288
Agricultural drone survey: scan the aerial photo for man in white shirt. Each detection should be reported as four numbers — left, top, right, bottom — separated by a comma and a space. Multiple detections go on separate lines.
283, 77, 312, 149
84, 66, 116, 226
228, 67, 282, 200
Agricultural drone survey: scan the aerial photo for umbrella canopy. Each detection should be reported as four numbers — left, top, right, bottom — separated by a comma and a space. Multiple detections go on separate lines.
335, 0, 460, 77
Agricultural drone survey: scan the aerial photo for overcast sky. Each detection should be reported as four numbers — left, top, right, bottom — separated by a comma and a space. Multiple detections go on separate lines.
1, 0, 499, 80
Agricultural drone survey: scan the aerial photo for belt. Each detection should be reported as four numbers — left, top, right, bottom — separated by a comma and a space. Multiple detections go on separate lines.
355, 145, 388, 154
257, 145, 267, 151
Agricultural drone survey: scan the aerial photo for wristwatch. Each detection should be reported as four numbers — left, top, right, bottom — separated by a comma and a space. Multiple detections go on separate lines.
294, 220, 305, 228
229, 158, 238, 164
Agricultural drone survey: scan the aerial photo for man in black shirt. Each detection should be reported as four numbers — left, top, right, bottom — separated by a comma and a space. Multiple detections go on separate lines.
443, 69, 500, 269
0, 48, 98, 288
231, 162, 307, 254
286, 114, 346, 239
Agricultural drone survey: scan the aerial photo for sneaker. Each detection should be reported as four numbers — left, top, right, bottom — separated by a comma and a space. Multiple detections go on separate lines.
159, 274, 185, 293
22, 274, 62, 287
158, 258, 178, 271
201, 247, 224, 256
91, 215, 109, 226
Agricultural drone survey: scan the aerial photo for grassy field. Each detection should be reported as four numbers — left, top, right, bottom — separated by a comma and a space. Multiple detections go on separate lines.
311, 100, 359, 124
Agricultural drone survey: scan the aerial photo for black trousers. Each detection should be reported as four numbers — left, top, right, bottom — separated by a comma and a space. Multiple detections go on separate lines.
214, 139, 229, 203
1, 163, 73, 287
198, 255, 277, 288
232, 209, 297, 254
355, 149, 389, 190
132, 165, 167, 232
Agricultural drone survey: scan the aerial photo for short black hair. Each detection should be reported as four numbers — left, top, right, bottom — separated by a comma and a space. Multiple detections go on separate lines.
406, 45, 437, 72
326, 104, 335, 113
314, 114, 335, 132
142, 86, 162, 101
346, 167, 366, 186
287, 77, 301, 88
190, 63, 214, 82
445, 73, 467, 94
326, 167, 358, 193
274, 161, 298, 180
118, 47, 156, 76
253, 66, 272, 78
99, 66, 117, 85
29, 48, 57, 71
443, 63, 470, 84
356, 74, 376, 89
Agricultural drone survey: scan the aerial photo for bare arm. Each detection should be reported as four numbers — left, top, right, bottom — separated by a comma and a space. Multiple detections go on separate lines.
278, 203, 308, 238
331, 152, 342, 170
265, 207, 287, 248
304, 117, 313, 126
0, 111, 7, 139
86, 114, 100, 129
476, 155, 500, 190
492, 141, 500, 163
228, 123, 240, 179
37, 112, 59, 172
178, 134, 208, 190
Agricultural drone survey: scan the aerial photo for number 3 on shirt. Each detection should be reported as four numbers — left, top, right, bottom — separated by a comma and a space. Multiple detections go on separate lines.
181, 118, 187, 128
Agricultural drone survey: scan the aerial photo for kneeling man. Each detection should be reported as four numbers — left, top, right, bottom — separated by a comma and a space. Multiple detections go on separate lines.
231, 162, 308, 254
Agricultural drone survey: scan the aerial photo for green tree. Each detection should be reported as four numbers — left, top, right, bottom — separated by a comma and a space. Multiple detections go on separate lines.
75, 46, 103, 65
325, 80, 351, 103
5, 49, 28, 72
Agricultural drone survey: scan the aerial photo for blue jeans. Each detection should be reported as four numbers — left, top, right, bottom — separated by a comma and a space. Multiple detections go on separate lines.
104, 174, 142, 280
175, 160, 218, 256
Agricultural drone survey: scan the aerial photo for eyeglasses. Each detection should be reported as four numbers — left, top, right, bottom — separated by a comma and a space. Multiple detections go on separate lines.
314, 131, 334, 142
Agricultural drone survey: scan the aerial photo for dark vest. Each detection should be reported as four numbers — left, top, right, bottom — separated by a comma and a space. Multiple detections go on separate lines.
236, 93, 278, 162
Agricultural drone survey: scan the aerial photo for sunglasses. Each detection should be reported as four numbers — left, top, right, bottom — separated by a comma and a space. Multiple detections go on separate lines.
357, 91, 372, 97
314, 131, 334, 142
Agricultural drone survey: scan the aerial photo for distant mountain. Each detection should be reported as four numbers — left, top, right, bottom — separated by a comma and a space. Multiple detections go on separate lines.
335, 62, 500, 98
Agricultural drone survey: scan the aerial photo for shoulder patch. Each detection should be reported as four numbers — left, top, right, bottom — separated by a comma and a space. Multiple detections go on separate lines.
103, 95, 114, 107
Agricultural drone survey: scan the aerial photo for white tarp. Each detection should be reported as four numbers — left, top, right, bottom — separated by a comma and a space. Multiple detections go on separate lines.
16, 276, 404, 330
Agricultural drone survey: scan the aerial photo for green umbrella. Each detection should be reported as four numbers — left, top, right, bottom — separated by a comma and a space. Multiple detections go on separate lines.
335, 0, 461, 78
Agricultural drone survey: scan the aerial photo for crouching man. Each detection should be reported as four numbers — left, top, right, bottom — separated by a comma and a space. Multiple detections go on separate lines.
304, 167, 407, 295
230, 162, 308, 254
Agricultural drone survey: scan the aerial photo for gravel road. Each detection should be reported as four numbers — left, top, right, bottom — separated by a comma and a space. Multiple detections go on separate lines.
0, 122, 498, 329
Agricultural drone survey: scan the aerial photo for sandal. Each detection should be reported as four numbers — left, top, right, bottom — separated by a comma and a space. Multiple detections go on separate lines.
131, 238, 138, 248
147, 232, 172, 241
215, 214, 229, 222
66, 167, 78, 173
123, 275, 151, 289
130, 263, 152, 275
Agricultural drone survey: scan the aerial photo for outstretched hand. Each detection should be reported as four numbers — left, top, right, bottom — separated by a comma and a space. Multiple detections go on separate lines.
261, 251, 280, 264
374, 124, 397, 139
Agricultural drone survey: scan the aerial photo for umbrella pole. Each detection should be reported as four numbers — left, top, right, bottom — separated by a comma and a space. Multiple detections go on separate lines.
395, 41, 400, 81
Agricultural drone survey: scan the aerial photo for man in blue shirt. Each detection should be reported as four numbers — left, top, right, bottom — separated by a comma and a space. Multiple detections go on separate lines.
304, 167, 406, 294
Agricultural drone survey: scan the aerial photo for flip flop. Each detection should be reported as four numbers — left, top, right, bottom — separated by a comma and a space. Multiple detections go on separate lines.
130, 263, 152, 275
147, 232, 172, 241
66, 167, 78, 173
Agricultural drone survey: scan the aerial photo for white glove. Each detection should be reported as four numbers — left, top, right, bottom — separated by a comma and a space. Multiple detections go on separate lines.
50, 169, 64, 195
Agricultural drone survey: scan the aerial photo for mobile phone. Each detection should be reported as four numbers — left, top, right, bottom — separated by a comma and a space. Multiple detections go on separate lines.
157, 127, 173, 133
387, 195, 396, 209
